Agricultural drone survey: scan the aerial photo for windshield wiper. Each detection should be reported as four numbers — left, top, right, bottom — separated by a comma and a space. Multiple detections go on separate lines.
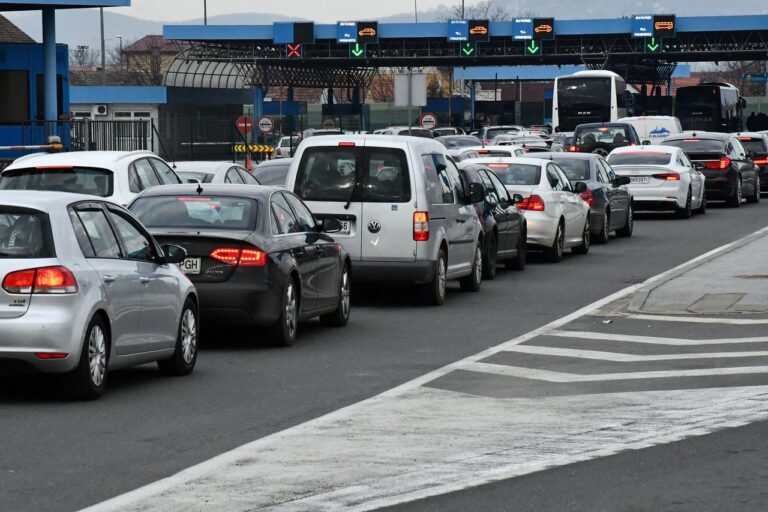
344, 173, 362, 210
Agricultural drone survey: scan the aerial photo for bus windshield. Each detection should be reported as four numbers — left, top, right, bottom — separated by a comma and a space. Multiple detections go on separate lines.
556, 77, 613, 131
675, 87, 720, 131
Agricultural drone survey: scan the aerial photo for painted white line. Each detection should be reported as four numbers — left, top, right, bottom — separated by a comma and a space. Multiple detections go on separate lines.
465, 361, 768, 383
502, 344, 768, 362
622, 313, 768, 325
81, 225, 768, 512
550, 330, 768, 346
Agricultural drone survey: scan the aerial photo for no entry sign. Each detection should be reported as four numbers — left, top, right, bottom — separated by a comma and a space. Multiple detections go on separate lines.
236, 116, 253, 134
420, 112, 438, 130
257, 116, 275, 133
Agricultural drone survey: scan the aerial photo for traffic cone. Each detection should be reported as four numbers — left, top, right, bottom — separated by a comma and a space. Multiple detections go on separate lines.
245, 152, 254, 171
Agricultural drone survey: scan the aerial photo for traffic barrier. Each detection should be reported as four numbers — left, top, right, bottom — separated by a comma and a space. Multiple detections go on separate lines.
233, 144, 275, 153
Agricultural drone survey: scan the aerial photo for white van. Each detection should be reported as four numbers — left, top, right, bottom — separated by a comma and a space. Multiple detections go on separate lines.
618, 116, 683, 144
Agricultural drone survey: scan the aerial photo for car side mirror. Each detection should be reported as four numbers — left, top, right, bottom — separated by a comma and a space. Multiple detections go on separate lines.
614, 176, 631, 187
162, 244, 187, 264
320, 218, 342, 233
642, 140, 651, 146
468, 182, 485, 203
573, 181, 588, 193
512, 193, 524, 204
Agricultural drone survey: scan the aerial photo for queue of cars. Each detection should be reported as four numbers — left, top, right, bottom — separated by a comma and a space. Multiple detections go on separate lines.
0, 121, 764, 400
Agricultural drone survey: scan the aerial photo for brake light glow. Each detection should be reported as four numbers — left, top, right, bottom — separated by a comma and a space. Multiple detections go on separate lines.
413, 211, 429, 241
579, 187, 595, 206
2, 266, 77, 294
179, 197, 211, 202
517, 195, 545, 211
568, 145, 580, 152
35, 165, 73, 170
703, 157, 731, 170
652, 173, 681, 181
753, 158, 768, 165
35, 353, 69, 360
209, 247, 266, 267
738, 137, 753, 141
338, 142, 356, 147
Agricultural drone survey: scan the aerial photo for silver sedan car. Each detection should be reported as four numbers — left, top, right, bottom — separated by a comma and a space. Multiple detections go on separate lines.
0, 192, 198, 400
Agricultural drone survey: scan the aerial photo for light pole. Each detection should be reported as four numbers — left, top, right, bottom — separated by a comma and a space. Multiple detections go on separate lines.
100, 7, 106, 85
414, 0, 418, 23
461, 0, 465, 18
204, 0, 207, 25
116, 35, 123, 72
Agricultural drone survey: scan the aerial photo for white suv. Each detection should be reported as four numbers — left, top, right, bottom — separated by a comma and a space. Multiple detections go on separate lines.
0, 151, 181, 206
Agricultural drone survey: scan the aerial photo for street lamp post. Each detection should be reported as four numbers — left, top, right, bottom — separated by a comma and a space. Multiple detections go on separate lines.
117, 35, 123, 72
204, 0, 207, 25
414, 0, 418, 23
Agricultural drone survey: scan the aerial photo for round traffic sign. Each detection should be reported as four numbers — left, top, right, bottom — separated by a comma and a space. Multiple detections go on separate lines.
420, 112, 438, 130
257, 116, 274, 133
236, 115, 253, 134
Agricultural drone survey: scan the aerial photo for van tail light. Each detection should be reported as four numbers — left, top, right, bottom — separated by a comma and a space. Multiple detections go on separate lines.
568, 145, 580, 152
579, 187, 595, 206
276, 148, 282, 156
209, 247, 267, 267
517, 195, 545, 211
652, 173, 681, 181
413, 211, 429, 241
703, 157, 731, 170
2, 266, 78, 294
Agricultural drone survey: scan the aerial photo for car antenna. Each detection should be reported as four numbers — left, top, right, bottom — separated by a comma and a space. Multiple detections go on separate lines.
196, 183, 204, 196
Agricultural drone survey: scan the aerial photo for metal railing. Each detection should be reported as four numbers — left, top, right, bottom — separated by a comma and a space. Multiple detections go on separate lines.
20, 119, 152, 153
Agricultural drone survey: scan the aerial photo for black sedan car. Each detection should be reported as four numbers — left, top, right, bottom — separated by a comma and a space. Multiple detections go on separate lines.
569, 123, 642, 156
536, 152, 633, 243
735, 133, 768, 193
459, 164, 527, 278
663, 132, 760, 206
129, 185, 351, 346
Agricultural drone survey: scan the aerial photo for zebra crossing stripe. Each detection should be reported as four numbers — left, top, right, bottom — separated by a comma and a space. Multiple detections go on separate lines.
503, 345, 768, 362
549, 330, 768, 346
620, 313, 768, 325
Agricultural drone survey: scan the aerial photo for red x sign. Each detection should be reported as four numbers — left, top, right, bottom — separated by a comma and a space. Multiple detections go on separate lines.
287, 43, 302, 58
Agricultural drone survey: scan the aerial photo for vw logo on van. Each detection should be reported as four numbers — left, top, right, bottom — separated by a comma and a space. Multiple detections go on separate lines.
367, 220, 382, 234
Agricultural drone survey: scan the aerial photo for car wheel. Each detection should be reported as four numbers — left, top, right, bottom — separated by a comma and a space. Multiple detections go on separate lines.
544, 221, 565, 263
747, 176, 761, 204
675, 189, 692, 219
572, 218, 591, 255
321, 263, 351, 327
482, 234, 498, 280
270, 279, 298, 346
460, 242, 483, 292
616, 204, 634, 238
423, 248, 447, 306
64, 315, 109, 401
695, 190, 707, 214
506, 227, 527, 271
726, 179, 742, 208
595, 210, 610, 244
158, 298, 198, 376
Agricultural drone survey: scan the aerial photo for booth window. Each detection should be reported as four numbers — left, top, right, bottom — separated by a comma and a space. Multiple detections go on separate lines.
35, 74, 64, 121
0, 71, 30, 124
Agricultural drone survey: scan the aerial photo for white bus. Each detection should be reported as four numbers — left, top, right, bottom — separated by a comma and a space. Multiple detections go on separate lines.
553, 70, 633, 133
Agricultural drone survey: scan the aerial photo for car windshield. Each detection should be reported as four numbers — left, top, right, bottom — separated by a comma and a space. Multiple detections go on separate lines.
550, 159, 590, 180
439, 136, 482, 148
0, 206, 54, 258
0, 167, 113, 197
130, 196, 258, 230
662, 139, 725, 153
485, 163, 541, 186
177, 171, 213, 184
607, 153, 673, 166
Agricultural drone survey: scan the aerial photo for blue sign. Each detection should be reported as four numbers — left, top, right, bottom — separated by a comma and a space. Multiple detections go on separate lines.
448, 20, 468, 42
273, 22, 294, 44
632, 15, 654, 38
513, 18, 533, 41
743, 74, 768, 83
337, 22, 357, 44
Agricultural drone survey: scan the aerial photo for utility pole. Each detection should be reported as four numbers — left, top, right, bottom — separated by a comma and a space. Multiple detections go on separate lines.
461, 0, 465, 18
100, 7, 106, 85
204, 0, 208, 25
117, 35, 123, 72
414, 0, 418, 23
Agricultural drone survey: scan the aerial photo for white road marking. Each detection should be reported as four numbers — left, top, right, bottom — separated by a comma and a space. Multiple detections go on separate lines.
550, 329, 768, 346
503, 344, 768, 362
81, 226, 768, 512
620, 313, 768, 325
465, 361, 768, 382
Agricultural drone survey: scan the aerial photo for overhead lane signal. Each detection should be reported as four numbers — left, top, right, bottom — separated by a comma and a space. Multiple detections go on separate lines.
459, 42, 476, 57
468, 20, 490, 42
526, 40, 541, 56
350, 42, 365, 58
646, 36, 661, 53
287, 43, 302, 58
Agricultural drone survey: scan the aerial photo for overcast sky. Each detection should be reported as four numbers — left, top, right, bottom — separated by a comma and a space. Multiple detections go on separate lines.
110, 0, 447, 22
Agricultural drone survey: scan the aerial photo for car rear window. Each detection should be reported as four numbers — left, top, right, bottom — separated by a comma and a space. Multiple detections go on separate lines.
177, 172, 213, 184
738, 138, 767, 154
550, 159, 590, 180
0, 167, 113, 197
440, 137, 482, 148
475, 150, 515, 158
575, 126, 631, 145
130, 196, 258, 231
0, 206, 54, 258
486, 128, 518, 140
254, 163, 290, 186
607, 153, 673, 166
485, 163, 541, 186
662, 139, 725, 153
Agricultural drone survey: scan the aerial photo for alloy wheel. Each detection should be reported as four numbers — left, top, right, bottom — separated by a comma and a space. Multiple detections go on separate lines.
285, 283, 297, 339
437, 256, 447, 302
340, 269, 351, 320
180, 309, 197, 365
88, 325, 107, 387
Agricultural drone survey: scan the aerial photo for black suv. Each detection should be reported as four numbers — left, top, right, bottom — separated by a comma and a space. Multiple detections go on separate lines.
569, 123, 642, 157
662, 132, 760, 207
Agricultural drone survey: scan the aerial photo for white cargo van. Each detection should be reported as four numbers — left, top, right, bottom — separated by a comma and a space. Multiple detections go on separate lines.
618, 116, 682, 144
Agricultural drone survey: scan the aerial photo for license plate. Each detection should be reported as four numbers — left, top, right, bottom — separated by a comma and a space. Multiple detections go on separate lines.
337, 220, 351, 235
179, 258, 201, 275
630, 177, 650, 184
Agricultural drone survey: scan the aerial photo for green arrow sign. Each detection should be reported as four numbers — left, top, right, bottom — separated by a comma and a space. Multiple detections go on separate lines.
350, 43, 365, 58
461, 42, 475, 56
646, 36, 660, 52
526, 40, 541, 56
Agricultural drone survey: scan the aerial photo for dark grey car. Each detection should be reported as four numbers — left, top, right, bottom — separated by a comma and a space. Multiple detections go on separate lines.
536, 152, 634, 243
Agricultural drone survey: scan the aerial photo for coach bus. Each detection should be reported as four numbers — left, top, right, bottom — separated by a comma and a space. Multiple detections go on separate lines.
673, 83, 744, 133
552, 70, 633, 132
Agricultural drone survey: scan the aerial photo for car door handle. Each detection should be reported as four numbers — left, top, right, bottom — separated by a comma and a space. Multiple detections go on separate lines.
102, 275, 116, 283
456, 218, 466, 223
140, 277, 151, 285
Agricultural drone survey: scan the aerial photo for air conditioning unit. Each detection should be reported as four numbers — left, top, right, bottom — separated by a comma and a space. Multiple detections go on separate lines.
92, 104, 108, 116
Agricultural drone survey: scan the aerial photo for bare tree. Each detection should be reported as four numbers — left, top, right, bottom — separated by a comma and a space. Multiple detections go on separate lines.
444, 0, 514, 21
700, 61, 766, 97
70, 45, 100, 68
368, 69, 395, 103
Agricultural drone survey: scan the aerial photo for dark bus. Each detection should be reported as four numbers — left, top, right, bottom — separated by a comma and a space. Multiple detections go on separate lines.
674, 83, 744, 133
553, 71, 632, 132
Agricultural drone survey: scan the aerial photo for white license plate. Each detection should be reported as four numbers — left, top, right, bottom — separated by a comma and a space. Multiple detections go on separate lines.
630, 177, 650, 184
337, 220, 352, 235
179, 257, 201, 275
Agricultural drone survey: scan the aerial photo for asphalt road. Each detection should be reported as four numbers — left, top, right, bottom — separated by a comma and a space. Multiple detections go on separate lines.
3, 200, 768, 512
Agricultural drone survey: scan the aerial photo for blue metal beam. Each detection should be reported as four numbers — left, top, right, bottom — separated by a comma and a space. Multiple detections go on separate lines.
0, 1, 129, 9
42, 7, 56, 123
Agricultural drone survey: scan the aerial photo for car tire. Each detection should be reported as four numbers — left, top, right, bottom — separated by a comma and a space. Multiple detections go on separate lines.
506, 227, 527, 271
482, 234, 498, 280
321, 263, 351, 327
695, 190, 707, 214
158, 298, 198, 376
544, 221, 565, 263
64, 315, 109, 401
616, 204, 634, 238
460, 242, 483, 292
595, 210, 610, 244
270, 278, 298, 346
675, 189, 692, 219
572, 218, 591, 255
747, 177, 761, 204
726, 179, 742, 208
423, 248, 448, 306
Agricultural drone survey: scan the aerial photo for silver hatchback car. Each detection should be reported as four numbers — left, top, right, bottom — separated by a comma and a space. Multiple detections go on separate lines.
0, 192, 198, 400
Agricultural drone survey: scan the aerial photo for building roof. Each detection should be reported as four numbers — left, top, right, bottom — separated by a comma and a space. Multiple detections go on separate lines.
0, 13, 34, 43
123, 35, 181, 53
0, 1, 129, 10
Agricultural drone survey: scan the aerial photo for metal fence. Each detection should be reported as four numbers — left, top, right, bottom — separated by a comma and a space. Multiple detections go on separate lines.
21, 119, 152, 153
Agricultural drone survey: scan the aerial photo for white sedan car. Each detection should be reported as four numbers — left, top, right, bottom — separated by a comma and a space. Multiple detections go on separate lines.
607, 145, 706, 218
451, 145, 525, 162
472, 157, 591, 262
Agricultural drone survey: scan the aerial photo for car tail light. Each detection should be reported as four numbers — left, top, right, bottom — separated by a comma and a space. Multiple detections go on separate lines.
703, 157, 731, 170
2, 266, 77, 294
652, 173, 681, 181
568, 145, 580, 152
413, 211, 429, 241
276, 148, 282, 156
753, 158, 768, 165
239, 248, 267, 267
580, 187, 595, 206
209, 247, 266, 267
338, 142, 356, 147
35, 352, 69, 360
517, 195, 545, 211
